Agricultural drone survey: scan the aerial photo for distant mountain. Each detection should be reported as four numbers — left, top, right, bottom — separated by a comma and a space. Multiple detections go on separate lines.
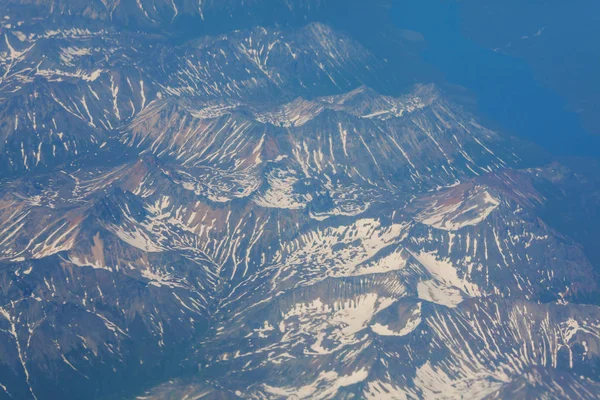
1, 1, 600, 399
0, 0, 344, 31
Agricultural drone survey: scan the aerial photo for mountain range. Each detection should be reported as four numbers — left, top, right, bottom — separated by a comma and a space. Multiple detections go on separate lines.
1, 1, 600, 399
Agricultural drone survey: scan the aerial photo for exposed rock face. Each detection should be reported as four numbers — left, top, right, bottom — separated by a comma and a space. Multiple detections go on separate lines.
1, 2, 599, 399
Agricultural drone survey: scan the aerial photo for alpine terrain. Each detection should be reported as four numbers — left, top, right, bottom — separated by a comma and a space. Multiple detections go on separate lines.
1, 1, 600, 399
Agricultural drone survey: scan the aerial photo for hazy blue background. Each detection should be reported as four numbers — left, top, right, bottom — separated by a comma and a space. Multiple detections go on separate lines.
392, 0, 600, 159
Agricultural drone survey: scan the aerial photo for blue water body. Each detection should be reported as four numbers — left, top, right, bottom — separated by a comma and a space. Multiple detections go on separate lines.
392, 0, 600, 159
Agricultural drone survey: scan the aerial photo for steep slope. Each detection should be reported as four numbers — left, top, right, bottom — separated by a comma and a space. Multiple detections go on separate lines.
0, 21, 388, 176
